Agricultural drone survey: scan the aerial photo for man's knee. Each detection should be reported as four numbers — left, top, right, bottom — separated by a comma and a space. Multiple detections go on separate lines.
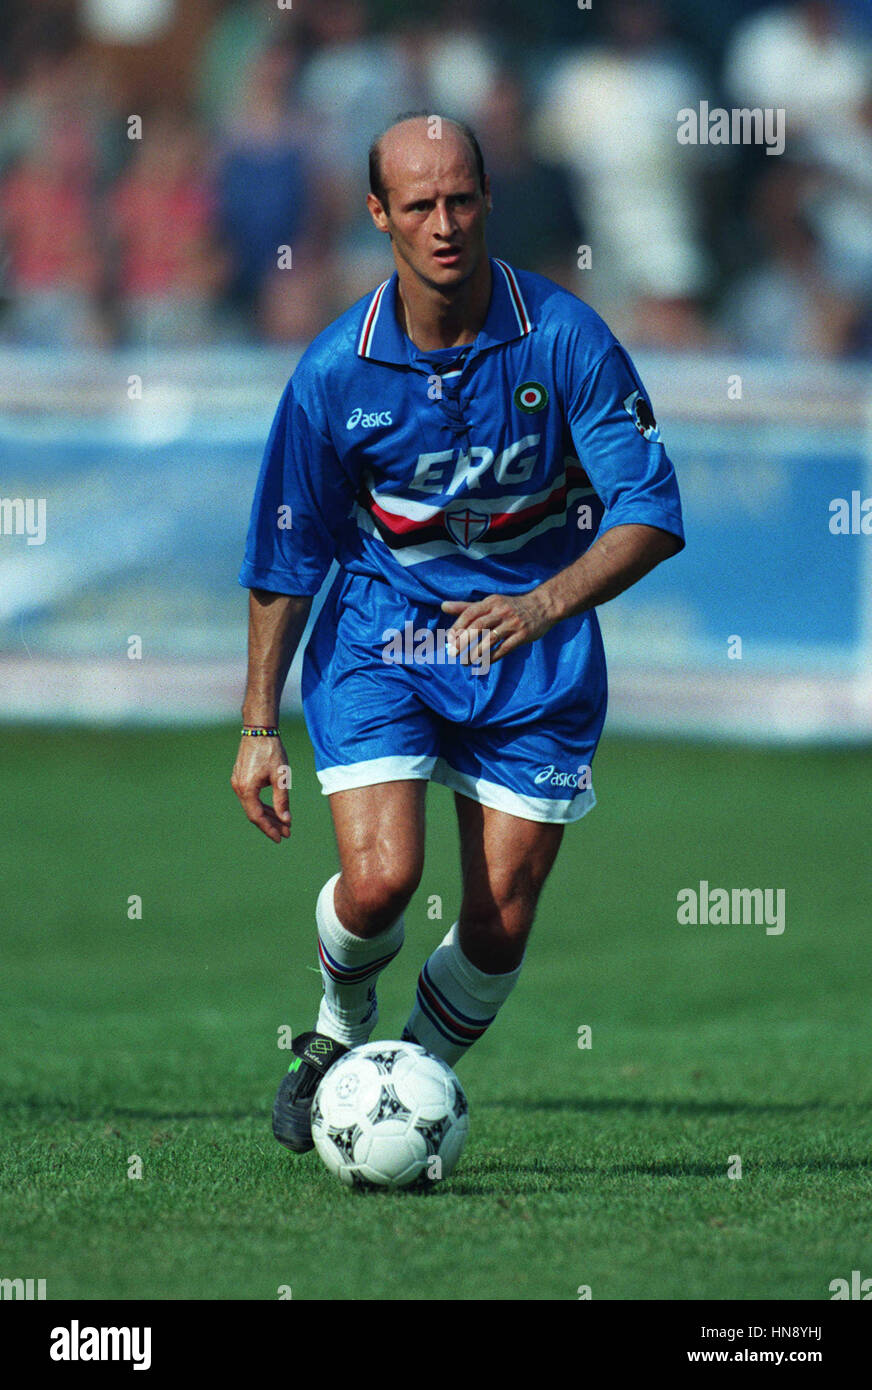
336, 853, 422, 936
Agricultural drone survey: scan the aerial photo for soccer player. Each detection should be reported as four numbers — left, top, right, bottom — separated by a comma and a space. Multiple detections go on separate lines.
232, 114, 685, 1153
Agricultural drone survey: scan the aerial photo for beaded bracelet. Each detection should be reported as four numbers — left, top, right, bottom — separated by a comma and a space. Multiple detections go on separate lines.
241, 726, 280, 737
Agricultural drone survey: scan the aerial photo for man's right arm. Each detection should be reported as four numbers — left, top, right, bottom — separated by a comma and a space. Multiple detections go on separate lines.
231, 588, 312, 843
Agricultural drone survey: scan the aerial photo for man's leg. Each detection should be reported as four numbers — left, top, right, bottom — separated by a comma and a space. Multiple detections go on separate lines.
316, 779, 426, 1044
274, 778, 426, 1152
403, 794, 563, 1064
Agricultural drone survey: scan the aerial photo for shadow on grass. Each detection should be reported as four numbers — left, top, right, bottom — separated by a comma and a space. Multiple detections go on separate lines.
619, 1156, 872, 1176
4, 1092, 868, 1126
0, 1097, 259, 1123
481, 1096, 867, 1117
449, 1153, 872, 1196
5, 1097, 869, 1196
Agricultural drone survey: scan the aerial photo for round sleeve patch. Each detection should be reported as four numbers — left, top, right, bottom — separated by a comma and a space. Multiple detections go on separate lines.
513, 381, 549, 413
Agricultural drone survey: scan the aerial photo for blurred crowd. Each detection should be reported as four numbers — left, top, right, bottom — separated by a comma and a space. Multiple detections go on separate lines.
1, 0, 871, 356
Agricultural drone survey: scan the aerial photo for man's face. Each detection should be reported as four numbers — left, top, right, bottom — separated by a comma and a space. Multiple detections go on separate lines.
367, 123, 491, 293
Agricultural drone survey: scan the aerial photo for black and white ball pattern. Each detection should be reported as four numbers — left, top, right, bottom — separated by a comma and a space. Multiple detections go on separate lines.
311, 1041, 469, 1189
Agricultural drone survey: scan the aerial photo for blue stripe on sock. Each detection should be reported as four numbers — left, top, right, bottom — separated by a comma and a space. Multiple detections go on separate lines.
415, 988, 473, 1049
420, 961, 497, 1029
318, 937, 400, 982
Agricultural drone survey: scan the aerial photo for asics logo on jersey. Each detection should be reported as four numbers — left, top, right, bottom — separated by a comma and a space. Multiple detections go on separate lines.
534, 764, 592, 789
346, 407, 393, 429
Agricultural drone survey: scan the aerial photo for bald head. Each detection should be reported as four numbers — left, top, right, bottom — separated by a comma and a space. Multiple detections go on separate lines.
368, 114, 486, 214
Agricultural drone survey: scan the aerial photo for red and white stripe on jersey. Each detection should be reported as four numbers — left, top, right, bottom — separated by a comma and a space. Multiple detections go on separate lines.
355, 458, 596, 566
357, 278, 391, 358
493, 258, 532, 336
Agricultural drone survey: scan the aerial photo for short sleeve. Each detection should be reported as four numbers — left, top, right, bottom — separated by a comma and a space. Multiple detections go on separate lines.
567, 343, 685, 548
239, 379, 357, 596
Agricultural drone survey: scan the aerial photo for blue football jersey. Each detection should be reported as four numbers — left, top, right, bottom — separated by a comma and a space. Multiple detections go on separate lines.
239, 258, 685, 607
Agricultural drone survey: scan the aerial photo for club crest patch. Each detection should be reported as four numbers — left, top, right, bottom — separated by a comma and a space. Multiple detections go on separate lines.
623, 389, 661, 442
513, 381, 549, 413
446, 507, 490, 548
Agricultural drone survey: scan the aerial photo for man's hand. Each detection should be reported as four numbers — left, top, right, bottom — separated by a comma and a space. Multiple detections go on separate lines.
231, 734, 292, 843
440, 523, 683, 665
441, 589, 557, 664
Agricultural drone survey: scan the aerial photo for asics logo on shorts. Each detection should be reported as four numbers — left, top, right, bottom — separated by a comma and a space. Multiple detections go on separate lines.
534, 764, 592, 789
346, 407, 393, 429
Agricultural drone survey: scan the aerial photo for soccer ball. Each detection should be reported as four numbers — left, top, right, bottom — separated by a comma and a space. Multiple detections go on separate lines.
311, 1040, 469, 1190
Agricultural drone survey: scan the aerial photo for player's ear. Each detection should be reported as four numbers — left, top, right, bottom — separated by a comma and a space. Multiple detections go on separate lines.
483, 174, 492, 215
366, 192, 390, 233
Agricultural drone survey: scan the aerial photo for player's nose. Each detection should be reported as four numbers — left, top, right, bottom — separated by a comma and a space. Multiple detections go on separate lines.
433, 201, 455, 236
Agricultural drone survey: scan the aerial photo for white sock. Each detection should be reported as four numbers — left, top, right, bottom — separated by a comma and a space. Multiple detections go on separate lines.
314, 873, 404, 1047
403, 922, 523, 1066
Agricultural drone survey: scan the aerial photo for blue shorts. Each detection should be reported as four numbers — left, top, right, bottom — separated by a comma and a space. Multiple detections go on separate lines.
301, 569, 608, 824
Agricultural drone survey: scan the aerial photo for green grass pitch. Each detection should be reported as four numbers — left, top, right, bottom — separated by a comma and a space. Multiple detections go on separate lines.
1, 723, 870, 1301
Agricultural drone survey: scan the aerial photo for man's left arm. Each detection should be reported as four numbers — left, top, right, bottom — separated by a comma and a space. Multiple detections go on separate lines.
442, 521, 682, 663
445, 335, 685, 663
